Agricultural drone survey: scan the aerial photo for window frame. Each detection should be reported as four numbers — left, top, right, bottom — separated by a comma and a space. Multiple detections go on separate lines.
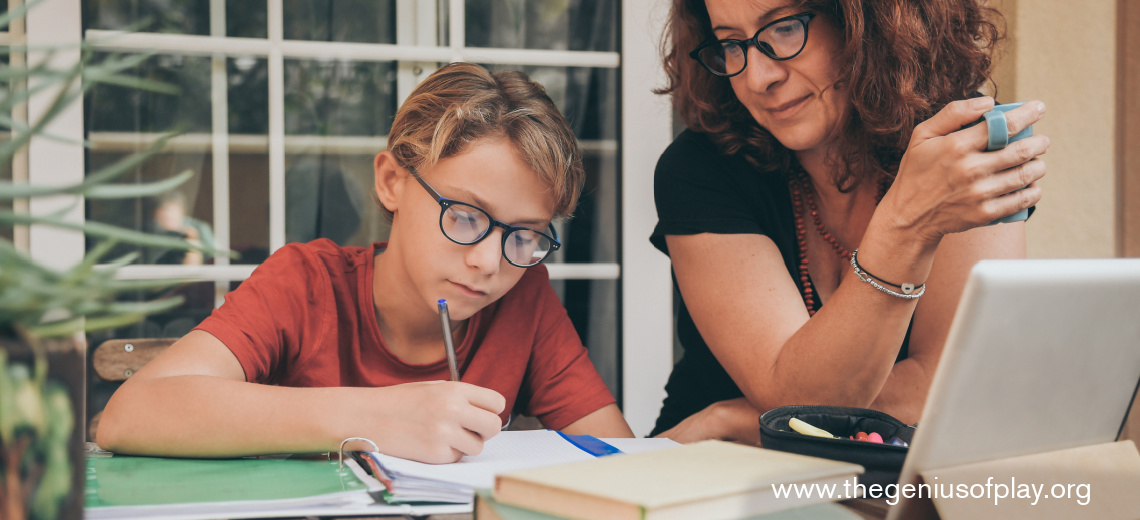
17, 0, 674, 436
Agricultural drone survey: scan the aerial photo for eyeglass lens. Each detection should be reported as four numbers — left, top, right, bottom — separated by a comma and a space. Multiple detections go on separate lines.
442, 203, 553, 267
697, 16, 807, 76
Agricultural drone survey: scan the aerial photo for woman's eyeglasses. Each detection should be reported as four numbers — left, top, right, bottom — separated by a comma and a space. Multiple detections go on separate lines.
409, 167, 560, 268
690, 12, 815, 77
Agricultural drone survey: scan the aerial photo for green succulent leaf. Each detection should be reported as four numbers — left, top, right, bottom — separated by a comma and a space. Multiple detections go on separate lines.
85, 169, 196, 199
0, 5, 201, 339
0, 135, 179, 199
0, 210, 223, 255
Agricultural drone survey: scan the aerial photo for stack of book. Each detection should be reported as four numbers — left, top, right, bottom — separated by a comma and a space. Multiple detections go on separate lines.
481, 440, 865, 520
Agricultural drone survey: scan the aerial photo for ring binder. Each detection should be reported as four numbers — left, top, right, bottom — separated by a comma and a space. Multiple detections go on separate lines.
338, 437, 380, 469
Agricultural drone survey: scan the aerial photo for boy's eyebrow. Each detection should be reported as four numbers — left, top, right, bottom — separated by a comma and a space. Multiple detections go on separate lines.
448, 187, 551, 228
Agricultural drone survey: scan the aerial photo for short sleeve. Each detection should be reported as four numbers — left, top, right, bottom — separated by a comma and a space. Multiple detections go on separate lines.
650, 130, 779, 255
513, 270, 615, 430
193, 243, 333, 383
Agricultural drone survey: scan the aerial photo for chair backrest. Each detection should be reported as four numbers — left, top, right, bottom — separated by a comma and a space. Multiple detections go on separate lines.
88, 338, 177, 441
92, 338, 176, 381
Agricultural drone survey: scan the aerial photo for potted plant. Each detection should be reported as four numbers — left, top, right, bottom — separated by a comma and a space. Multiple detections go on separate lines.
0, 4, 216, 519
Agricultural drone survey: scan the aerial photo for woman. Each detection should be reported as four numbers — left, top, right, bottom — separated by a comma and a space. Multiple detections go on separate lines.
649, 0, 1047, 443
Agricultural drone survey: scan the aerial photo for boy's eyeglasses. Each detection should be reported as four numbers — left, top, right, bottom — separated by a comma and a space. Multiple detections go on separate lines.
409, 166, 560, 268
690, 12, 815, 77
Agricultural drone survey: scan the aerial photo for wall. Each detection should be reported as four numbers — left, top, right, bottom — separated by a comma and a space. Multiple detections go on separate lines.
990, 0, 1119, 258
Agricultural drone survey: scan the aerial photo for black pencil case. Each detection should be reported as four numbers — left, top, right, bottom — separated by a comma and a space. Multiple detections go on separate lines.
758, 405, 916, 487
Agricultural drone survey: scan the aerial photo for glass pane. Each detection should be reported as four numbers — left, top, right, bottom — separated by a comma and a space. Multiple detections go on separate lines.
86, 281, 218, 428
284, 154, 390, 247
85, 51, 213, 264
282, 58, 395, 248
85, 52, 213, 264
551, 278, 619, 397
229, 57, 269, 134
480, 65, 619, 264
86, 151, 216, 264
87, 53, 212, 134
225, 55, 271, 264
283, 59, 397, 136
229, 153, 269, 264
466, 0, 617, 52
228, 2, 267, 38
83, 0, 211, 35
283, 0, 396, 44
84, 53, 272, 266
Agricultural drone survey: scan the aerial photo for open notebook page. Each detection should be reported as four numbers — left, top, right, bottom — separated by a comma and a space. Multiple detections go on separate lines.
370, 430, 678, 490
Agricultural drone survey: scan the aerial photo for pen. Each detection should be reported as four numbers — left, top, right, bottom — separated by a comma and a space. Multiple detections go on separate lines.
438, 299, 460, 381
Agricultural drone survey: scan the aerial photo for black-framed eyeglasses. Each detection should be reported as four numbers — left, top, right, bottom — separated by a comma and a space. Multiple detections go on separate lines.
690, 12, 816, 77
409, 166, 560, 268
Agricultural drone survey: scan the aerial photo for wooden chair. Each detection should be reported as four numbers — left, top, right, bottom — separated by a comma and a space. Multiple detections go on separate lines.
88, 338, 177, 441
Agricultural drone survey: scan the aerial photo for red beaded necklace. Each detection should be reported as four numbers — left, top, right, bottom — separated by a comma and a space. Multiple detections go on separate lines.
788, 169, 889, 315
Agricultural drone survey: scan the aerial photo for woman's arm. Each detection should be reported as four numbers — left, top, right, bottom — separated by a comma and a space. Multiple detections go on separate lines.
657, 221, 1026, 442
870, 221, 1026, 423
657, 99, 1047, 440
97, 330, 506, 463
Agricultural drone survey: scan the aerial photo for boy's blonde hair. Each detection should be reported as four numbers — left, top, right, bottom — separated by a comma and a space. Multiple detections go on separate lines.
385, 62, 584, 220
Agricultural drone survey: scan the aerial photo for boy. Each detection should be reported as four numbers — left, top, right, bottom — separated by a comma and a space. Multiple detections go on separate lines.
98, 63, 634, 462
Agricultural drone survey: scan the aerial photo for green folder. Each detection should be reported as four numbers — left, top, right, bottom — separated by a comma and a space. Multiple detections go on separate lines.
85, 455, 371, 508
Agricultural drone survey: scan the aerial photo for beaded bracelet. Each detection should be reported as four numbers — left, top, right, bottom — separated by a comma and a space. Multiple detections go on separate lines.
850, 249, 926, 299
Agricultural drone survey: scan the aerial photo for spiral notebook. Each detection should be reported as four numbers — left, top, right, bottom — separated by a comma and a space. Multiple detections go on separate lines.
355, 430, 678, 503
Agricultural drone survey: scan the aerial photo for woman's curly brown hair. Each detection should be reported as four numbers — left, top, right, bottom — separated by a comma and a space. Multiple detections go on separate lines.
660, 0, 1005, 190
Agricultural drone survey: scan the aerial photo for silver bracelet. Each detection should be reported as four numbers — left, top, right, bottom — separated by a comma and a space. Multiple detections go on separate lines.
850, 249, 925, 300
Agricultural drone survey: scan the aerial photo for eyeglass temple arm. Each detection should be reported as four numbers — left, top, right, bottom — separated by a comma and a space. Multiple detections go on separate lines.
408, 166, 445, 203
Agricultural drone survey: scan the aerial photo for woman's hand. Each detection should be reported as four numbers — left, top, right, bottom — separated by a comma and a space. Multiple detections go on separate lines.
654, 398, 763, 446
882, 97, 1049, 244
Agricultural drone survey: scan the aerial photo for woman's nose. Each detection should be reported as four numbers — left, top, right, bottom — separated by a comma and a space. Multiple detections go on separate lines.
741, 45, 788, 93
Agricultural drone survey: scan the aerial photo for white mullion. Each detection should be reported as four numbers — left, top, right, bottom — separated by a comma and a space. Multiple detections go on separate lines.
456, 48, 619, 68
83, 30, 620, 69
395, 0, 419, 105
210, 0, 232, 307
116, 264, 258, 281
544, 263, 620, 280
267, 0, 286, 252
621, 0, 675, 437
88, 131, 617, 156
448, 0, 463, 63
9, 0, 29, 253
26, 0, 84, 271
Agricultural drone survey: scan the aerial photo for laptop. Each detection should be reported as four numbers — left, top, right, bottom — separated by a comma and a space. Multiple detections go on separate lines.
886, 259, 1140, 520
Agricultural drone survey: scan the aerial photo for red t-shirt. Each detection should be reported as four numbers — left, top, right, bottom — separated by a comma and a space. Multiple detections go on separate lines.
194, 239, 615, 430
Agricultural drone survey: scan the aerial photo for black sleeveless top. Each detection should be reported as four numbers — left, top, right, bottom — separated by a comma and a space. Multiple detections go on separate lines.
648, 129, 910, 436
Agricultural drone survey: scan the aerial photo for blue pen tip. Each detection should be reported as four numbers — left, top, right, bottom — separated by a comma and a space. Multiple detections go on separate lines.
438, 299, 447, 308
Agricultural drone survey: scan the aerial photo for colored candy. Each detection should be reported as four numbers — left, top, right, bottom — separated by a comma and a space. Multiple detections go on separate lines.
867, 432, 883, 444
789, 417, 836, 438
854, 431, 869, 442
889, 436, 909, 447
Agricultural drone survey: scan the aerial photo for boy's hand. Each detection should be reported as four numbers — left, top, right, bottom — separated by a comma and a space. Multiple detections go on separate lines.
354, 381, 506, 464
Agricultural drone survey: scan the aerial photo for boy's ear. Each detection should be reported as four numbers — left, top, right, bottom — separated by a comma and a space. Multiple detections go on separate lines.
373, 151, 406, 214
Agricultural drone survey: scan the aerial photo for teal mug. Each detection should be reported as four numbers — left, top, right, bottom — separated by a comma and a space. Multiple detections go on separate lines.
978, 102, 1035, 225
